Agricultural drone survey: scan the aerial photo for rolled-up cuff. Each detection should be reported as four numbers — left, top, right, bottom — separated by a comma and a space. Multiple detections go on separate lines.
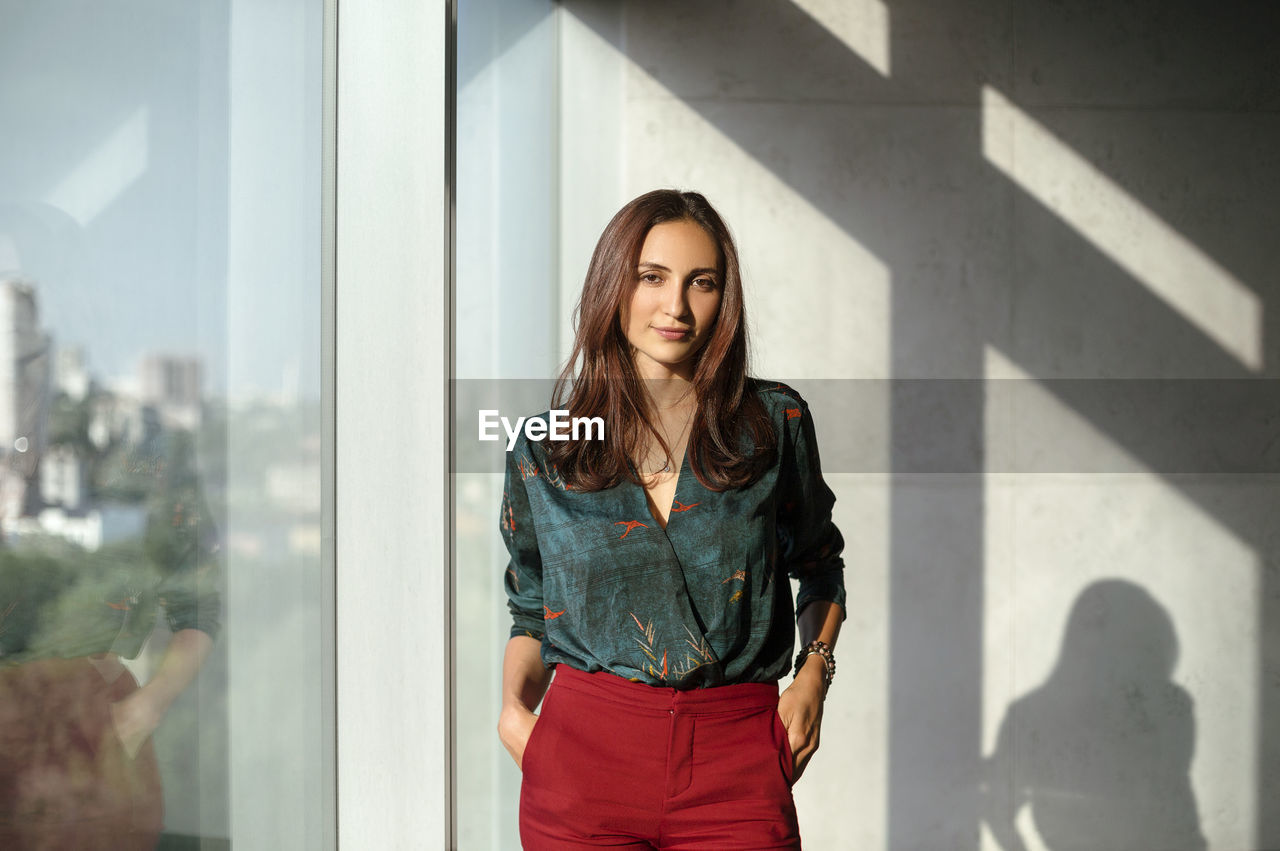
508, 607, 546, 642
160, 576, 222, 641
795, 568, 847, 621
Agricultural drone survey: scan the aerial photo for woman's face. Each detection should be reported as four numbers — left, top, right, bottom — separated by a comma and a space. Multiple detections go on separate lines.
620, 219, 723, 381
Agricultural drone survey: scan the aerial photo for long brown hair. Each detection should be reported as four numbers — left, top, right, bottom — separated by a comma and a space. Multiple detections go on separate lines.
548, 189, 775, 491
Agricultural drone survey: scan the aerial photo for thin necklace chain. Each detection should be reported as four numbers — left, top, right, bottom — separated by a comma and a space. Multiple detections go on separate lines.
638, 402, 696, 477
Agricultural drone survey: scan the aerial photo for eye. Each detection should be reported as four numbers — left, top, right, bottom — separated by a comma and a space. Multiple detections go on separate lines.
692, 277, 718, 291
639, 272, 663, 285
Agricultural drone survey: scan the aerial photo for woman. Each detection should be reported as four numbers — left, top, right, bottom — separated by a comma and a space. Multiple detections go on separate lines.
497, 189, 845, 849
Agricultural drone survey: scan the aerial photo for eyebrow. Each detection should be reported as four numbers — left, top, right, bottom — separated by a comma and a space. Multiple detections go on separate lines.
637, 262, 719, 277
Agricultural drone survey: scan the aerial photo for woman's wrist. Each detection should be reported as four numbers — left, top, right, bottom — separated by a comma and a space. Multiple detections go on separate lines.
794, 654, 829, 694
793, 639, 836, 691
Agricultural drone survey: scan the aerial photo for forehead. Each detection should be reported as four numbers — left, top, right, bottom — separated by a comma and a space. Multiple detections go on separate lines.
638, 220, 720, 267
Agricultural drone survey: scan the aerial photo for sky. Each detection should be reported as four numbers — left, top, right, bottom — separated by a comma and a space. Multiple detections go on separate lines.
0, 1, 322, 401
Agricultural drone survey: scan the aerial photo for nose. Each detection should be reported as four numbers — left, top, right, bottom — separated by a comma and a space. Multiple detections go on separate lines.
662, 280, 689, 318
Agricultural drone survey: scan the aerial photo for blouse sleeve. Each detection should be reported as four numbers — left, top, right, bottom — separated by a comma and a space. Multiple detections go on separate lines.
776, 398, 847, 620
159, 560, 221, 639
143, 445, 222, 640
501, 438, 546, 640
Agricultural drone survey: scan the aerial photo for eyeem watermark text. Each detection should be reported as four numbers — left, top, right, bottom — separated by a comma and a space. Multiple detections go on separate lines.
478, 410, 605, 451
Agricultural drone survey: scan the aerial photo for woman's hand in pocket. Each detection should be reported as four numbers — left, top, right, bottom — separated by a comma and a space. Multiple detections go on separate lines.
777, 656, 828, 783
498, 703, 539, 770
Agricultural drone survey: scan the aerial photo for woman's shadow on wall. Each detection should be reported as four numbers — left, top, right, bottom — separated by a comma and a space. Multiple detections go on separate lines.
982, 580, 1207, 851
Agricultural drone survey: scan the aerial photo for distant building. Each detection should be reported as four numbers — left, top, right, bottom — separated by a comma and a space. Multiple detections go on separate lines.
40, 444, 85, 511
54, 345, 91, 401
88, 393, 152, 450
139, 353, 203, 430
5, 503, 147, 552
0, 278, 51, 522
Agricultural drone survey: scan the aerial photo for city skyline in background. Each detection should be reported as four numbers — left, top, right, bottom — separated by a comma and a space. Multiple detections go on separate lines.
0, 214, 317, 404
0, 273, 320, 557
0, 274, 206, 550
0, 267, 306, 407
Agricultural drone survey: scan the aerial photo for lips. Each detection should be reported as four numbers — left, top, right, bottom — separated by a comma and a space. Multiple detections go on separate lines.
653, 326, 691, 341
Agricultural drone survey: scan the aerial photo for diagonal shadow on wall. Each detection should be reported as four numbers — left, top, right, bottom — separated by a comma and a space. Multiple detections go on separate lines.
566, 0, 1280, 846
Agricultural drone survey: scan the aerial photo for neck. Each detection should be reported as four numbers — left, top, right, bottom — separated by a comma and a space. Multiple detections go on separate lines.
633, 357, 696, 411
638, 374, 695, 413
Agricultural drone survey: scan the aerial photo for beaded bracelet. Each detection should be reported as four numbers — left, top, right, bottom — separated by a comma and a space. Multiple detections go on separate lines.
793, 639, 836, 688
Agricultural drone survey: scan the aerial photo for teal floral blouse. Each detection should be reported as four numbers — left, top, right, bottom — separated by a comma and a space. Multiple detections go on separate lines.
500, 380, 846, 689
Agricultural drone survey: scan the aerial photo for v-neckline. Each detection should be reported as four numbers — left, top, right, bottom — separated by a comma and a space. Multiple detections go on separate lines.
636, 450, 689, 531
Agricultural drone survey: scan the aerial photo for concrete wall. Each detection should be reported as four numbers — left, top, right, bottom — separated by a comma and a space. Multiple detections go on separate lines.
555, 2, 1280, 848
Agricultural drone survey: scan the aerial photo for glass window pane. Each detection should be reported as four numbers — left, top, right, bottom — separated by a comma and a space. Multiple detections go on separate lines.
0, 2, 329, 846
455, 0, 558, 846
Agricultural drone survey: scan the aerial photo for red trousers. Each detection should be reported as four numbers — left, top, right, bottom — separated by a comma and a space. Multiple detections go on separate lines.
520, 665, 800, 850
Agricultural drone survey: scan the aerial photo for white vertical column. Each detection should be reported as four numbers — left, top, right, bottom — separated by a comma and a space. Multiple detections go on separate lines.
335, 0, 451, 847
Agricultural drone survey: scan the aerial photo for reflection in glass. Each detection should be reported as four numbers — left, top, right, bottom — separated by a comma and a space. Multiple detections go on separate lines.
0, 277, 220, 848
0, 1, 326, 846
